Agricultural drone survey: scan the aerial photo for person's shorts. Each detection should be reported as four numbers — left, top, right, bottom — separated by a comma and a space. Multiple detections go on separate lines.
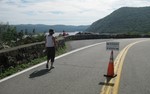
46, 47, 55, 62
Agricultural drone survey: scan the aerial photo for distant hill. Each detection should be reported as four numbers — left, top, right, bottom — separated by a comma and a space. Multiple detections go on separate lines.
86, 7, 150, 34
14, 24, 89, 33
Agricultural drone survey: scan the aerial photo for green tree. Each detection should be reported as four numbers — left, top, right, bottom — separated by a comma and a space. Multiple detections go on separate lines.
0, 22, 9, 42
17, 30, 24, 40
25, 30, 28, 35
32, 29, 35, 35
2, 26, 17, 46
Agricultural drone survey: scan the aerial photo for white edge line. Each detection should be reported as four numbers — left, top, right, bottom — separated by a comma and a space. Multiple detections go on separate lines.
0, 42, 106, 83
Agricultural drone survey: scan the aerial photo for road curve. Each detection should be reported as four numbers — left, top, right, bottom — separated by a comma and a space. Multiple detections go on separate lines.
119, 39, 150, 94
100, 39, 150, 94
0, 38, 149, 94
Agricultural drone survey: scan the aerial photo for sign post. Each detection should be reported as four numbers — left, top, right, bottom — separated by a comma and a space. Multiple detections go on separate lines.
104, 42, 119, 79
106, 42, 119, 51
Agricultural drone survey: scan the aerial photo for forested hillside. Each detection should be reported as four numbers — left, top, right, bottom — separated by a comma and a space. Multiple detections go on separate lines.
86, 7, 150, 34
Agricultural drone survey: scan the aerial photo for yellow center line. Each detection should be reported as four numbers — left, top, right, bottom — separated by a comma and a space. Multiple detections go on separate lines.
100, 39, 150, 94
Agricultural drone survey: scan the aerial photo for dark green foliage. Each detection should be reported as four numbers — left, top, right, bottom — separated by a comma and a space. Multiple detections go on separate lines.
32, 28, 35, 34
0, 23, 46, 48
1, 25, 18, 46
0, 45, 67, 79
17, 30, 24, 40
86, 7, 150, 34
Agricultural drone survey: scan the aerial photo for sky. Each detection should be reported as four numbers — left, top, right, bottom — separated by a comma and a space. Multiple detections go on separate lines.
0, 0, 150, 25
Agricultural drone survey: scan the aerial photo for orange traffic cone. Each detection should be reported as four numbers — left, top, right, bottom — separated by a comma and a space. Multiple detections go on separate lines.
104, 50, 117, 78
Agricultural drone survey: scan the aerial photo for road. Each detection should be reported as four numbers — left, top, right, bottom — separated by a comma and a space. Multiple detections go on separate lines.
0, 38, 150, 94
119, 39, 150, 94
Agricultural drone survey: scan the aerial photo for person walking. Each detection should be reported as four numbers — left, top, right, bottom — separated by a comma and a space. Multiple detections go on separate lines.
45, 29, 56, 69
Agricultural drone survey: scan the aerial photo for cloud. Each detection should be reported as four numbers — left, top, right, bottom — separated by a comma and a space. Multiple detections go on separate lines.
49, 11, 64, 15
0, 0, 150, 25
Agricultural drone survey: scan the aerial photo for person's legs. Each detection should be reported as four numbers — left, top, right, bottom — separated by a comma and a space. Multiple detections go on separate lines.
46, 58, 50, 68
46, 47, 50, 68
50, 47, 55, 68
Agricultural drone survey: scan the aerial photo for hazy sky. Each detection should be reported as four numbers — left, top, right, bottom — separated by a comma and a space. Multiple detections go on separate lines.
0, 0, 150, 25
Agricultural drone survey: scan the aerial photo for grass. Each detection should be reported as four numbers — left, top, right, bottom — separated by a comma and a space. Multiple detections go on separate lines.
0, 45, 67, 79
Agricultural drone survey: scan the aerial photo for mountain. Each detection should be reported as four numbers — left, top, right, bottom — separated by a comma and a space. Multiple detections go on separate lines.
14, 24, 89, 33
86, 7, 150, 34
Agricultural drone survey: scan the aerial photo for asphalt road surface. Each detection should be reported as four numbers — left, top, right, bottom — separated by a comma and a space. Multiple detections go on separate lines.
119, 39, 150, 94
0, 38, 150, 94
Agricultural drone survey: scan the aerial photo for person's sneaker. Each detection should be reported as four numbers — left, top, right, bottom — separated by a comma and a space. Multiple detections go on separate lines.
50, 66, 55, 69
46, 63, 49, 69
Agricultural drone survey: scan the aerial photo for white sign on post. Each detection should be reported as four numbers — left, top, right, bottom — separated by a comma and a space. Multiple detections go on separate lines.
106, 42, 119, 51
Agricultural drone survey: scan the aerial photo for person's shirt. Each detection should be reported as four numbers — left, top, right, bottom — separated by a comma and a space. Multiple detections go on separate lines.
45, 35, 55, 47
63, 32, 66, 36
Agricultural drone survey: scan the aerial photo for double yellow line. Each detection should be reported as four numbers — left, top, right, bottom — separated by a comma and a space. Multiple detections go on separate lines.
100, 39, 149, 94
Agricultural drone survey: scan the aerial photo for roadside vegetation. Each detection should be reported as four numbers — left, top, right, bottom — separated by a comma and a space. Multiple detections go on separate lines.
0, 46, 67, 79
0, 22, 45, 50
0, 22, 68, 79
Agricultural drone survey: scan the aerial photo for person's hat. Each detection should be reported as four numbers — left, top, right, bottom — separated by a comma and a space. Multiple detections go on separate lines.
49, 29, 54, 34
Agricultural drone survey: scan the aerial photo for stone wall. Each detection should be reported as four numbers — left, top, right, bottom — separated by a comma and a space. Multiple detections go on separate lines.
64, 34, 148, 41
0, 38, 65, 69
